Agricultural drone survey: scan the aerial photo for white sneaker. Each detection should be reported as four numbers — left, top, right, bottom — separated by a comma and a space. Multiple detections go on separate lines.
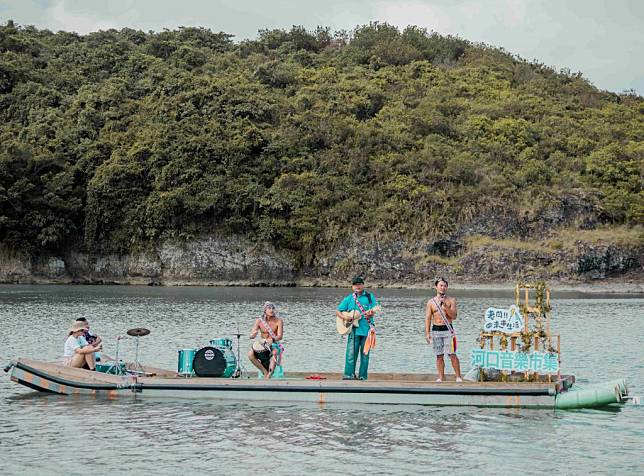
456, 377, 463, 383
435, 378, 442, 382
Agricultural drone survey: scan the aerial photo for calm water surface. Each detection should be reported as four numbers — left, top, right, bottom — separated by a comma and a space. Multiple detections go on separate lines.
1, 285, 642, 475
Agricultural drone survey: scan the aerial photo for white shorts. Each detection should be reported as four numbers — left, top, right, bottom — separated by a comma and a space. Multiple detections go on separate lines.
431, 330, 456, 356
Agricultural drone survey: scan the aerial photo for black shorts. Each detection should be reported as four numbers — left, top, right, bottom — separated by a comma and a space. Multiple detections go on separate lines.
254, 350, 271, 370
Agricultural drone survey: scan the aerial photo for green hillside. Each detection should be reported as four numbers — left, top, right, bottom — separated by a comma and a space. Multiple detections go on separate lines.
1, 21, 642, 267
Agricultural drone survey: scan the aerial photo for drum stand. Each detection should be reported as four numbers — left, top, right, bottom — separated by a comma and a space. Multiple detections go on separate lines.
105, 336, 125, 376
232, 326, 247, 379
126, 328, 150, 375
131, 336, 145, 374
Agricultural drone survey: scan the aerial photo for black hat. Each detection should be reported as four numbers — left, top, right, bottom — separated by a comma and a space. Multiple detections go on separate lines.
352, 276, 365, 285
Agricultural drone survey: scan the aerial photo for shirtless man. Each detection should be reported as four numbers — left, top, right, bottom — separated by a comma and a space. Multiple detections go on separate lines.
425, 277, 463, 382
248, 301, 284, 379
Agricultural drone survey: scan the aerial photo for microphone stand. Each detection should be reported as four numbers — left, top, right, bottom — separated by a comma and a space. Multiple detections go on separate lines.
232, 323, 244, 378
106, 336, 124, 376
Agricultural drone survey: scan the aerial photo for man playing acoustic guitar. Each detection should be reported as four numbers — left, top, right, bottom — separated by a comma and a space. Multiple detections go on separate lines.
425, 277, 463, 383
335, 276, 379, 380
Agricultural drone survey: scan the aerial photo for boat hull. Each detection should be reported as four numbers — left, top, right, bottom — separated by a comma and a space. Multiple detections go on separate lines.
5, 359, 564, 408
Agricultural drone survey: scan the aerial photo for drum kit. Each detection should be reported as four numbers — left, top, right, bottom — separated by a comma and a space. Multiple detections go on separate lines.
178, 326, 245, 378
100, 325, 247, 379
178, 339, 235, 378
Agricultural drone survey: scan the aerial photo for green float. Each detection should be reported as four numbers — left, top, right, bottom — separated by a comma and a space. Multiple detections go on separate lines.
555, 379, 627, 409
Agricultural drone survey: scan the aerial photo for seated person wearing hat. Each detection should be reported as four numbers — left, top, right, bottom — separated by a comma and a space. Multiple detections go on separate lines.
63, 321, 102, 370
76, 317, 102, 362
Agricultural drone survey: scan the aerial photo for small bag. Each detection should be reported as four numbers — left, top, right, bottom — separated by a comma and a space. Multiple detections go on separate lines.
364, 327, 377, 355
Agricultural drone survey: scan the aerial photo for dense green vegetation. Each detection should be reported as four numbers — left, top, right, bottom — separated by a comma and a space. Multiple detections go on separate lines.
1, 21, 642, 264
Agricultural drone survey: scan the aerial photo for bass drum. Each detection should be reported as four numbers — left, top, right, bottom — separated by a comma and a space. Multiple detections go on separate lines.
193, 346, 236, 378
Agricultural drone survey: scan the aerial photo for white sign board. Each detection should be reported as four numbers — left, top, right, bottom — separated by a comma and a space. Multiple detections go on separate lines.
483, 304, 524, 334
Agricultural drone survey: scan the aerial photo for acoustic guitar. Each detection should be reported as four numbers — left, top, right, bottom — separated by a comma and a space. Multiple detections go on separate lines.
336, 305, 381, 335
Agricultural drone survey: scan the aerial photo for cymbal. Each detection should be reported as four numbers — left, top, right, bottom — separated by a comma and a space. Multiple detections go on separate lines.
126, 327, 150, 337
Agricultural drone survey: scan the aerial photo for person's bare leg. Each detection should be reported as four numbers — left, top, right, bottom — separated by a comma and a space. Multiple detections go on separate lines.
85, 353, 96, 370
436, 355, 446, 381
248, 350, 268, 376
70, 353, 85, 368
449, 354, 462, 379
265, 349, 278, 379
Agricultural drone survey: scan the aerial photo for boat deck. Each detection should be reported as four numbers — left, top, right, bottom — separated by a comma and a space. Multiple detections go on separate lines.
12, 359, 573, 386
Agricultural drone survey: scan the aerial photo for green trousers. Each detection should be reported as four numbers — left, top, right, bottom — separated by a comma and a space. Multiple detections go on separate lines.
344, 330, 370, 380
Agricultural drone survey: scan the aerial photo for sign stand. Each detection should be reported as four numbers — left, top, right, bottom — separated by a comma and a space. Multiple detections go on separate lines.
478, 281, 560, 381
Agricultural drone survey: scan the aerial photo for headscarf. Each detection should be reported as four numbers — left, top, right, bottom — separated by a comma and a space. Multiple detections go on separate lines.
263, 301, 277, 318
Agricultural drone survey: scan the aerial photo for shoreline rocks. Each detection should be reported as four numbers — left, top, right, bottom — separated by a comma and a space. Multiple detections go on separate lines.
1, 234, 642, 291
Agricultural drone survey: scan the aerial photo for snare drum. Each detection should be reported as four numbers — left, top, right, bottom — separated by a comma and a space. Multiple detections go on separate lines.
210, 338, 232, 349
177, 349, 197, 376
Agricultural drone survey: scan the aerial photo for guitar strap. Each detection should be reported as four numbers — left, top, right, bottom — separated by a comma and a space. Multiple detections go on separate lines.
353, 292, 374, 327
353, 292, 377, 355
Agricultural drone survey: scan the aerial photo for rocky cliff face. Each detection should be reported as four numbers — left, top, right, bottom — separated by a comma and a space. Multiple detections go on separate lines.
309, 235, 643, 285
1, 233, 641, 286
0, 237, 297, 285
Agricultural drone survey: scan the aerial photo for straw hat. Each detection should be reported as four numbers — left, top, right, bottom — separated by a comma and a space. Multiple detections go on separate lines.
69, 321, 86, 333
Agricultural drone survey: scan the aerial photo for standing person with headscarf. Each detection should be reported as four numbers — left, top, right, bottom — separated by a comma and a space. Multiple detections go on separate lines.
336, 276, 379, 380
248, 301, 284, 379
